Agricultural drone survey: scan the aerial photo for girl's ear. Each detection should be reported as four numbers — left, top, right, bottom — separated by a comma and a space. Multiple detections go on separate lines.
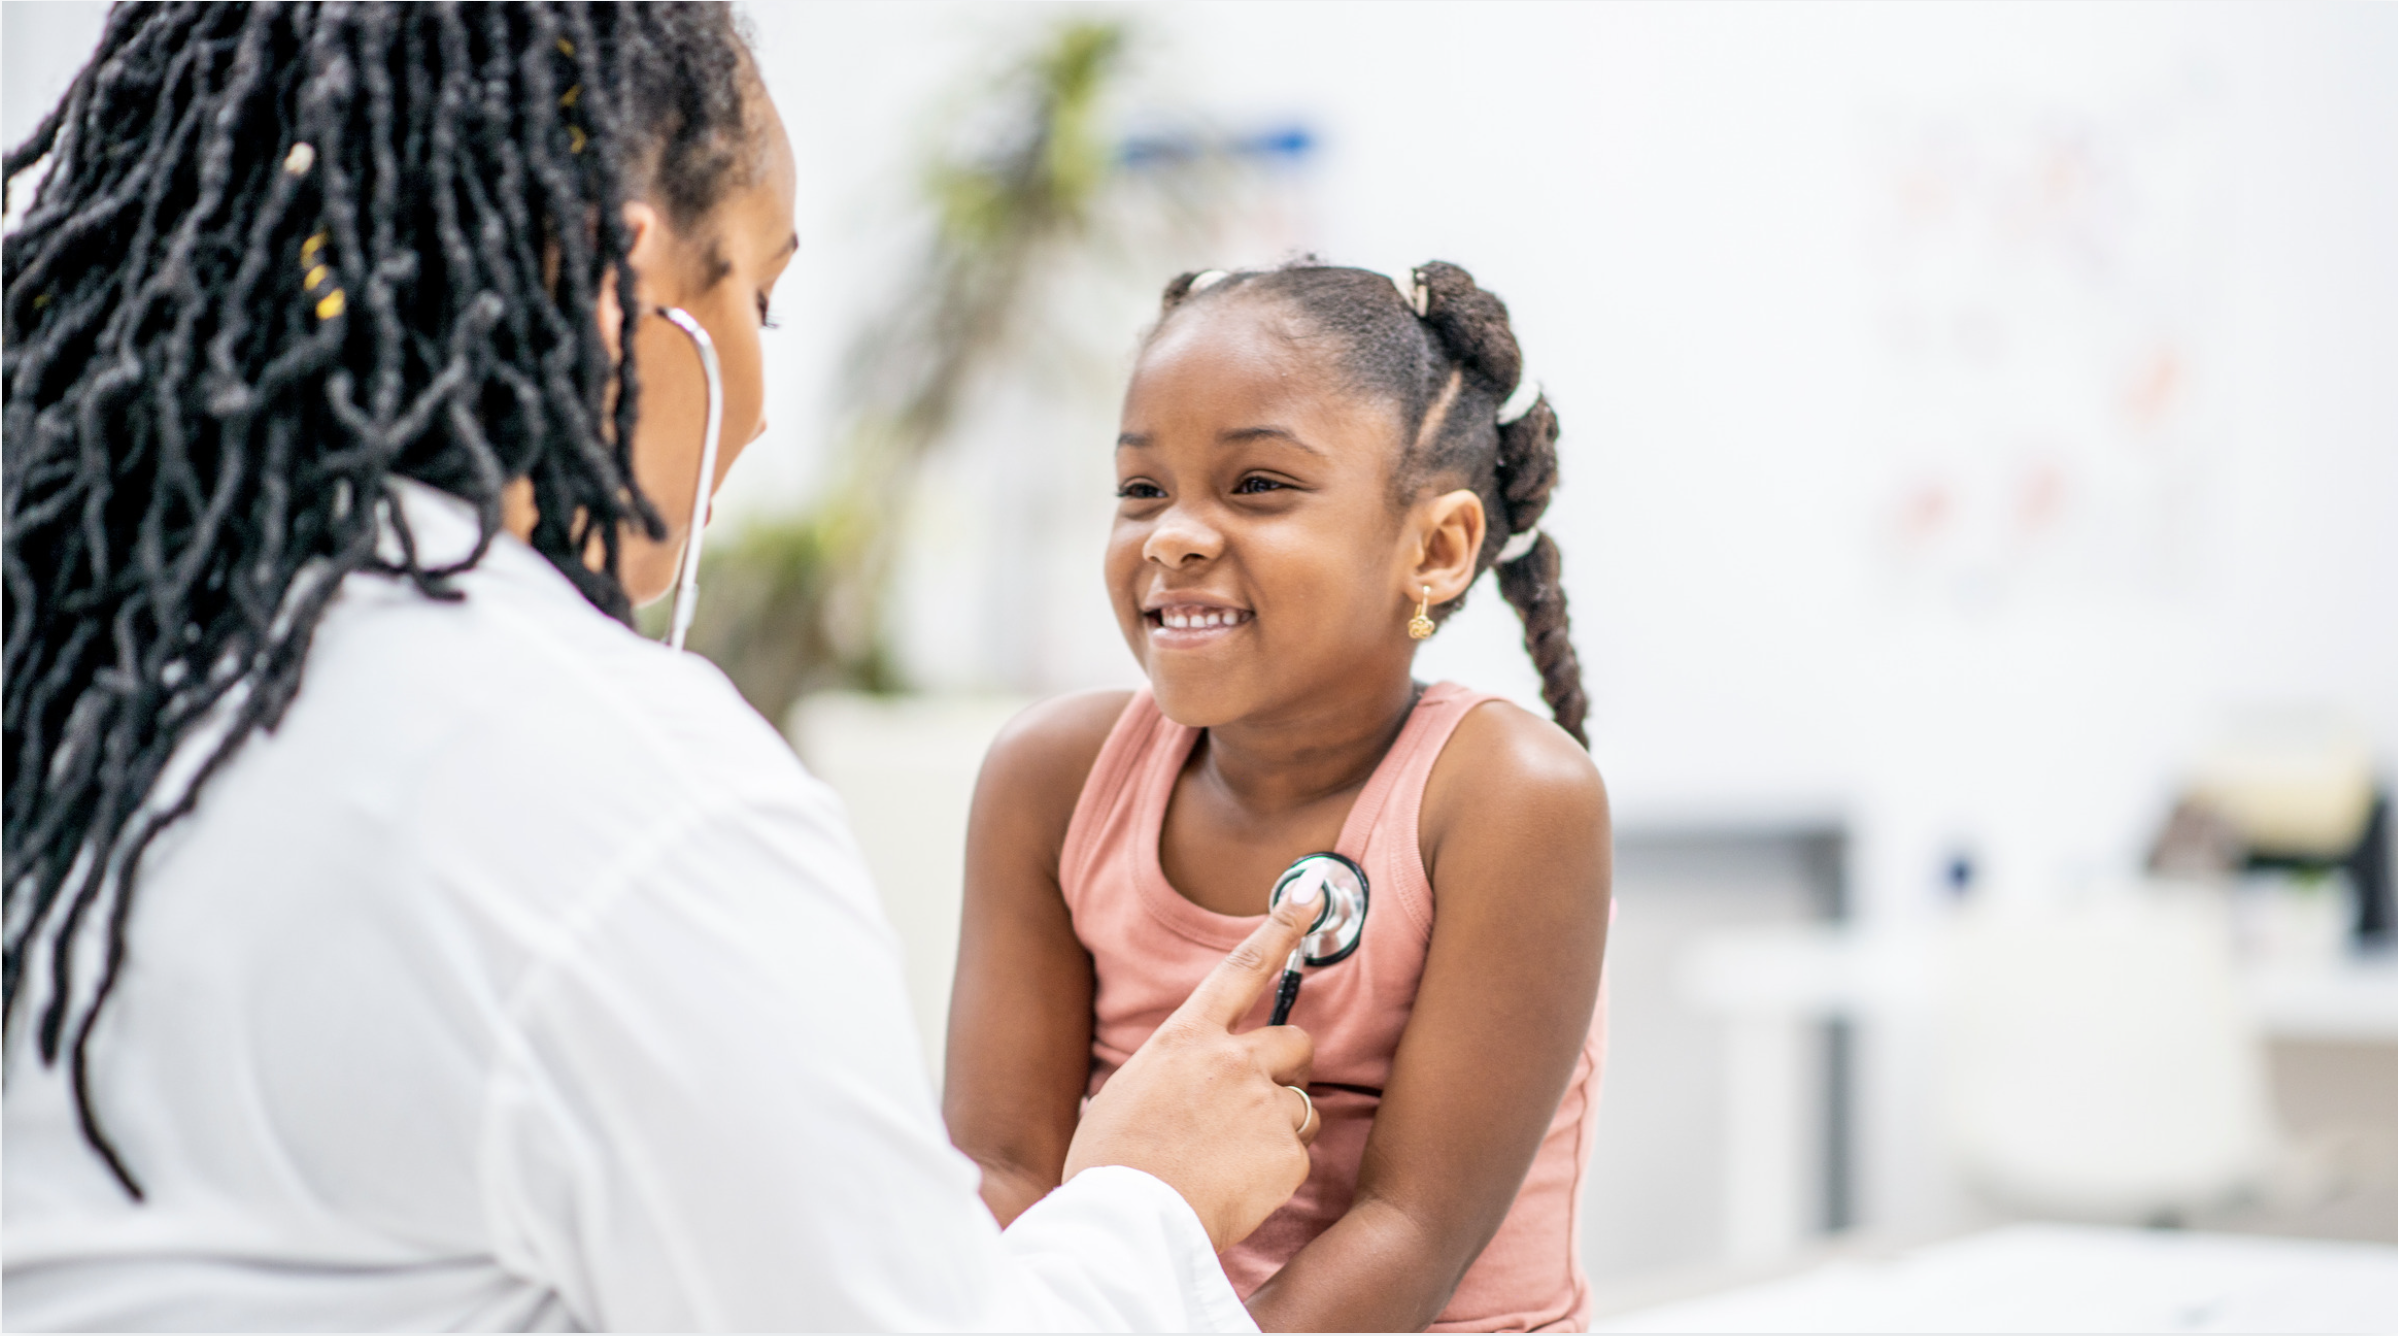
1409, 488, 1488, 607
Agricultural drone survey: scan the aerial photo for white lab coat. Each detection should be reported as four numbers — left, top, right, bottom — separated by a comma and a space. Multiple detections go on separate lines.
1, 482, 1252, 1332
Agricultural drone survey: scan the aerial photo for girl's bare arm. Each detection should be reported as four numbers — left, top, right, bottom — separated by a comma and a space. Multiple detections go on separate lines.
1244, 701, 1612, 1332
942, 691, 1131, 1224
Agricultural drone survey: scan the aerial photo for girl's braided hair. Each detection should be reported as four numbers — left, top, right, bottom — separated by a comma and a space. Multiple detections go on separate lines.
1154, 260, 1588, 746
2, 2, 758, 1198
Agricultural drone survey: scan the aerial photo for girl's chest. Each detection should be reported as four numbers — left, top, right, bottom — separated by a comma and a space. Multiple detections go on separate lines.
1155, 771, 1360, 917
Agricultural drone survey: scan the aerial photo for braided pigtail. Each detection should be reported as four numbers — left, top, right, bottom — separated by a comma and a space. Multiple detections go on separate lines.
1412, 265, 1589, 747
1490, 410, 1584, 747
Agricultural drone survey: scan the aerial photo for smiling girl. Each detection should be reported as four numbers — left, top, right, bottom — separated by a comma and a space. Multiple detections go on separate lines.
946, 262, 1612, 1331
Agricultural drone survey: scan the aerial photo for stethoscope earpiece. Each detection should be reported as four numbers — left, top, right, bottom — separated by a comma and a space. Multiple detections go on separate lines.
655, 306, 723, 653
1266, 851, 1370, 1025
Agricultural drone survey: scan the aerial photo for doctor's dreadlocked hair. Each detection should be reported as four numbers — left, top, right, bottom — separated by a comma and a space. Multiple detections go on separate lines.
2, 2, 758, 1197
1153, 261, 1589, 746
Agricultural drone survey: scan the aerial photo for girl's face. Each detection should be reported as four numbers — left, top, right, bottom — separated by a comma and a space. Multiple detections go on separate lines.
1111, 298, 1442, 728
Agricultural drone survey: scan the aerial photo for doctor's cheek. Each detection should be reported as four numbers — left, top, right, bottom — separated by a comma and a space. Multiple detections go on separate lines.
712, 309, 772, 480
730, 355, 768, 466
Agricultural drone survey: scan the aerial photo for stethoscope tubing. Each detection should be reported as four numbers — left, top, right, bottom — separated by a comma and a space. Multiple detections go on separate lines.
655, 305, 724, 654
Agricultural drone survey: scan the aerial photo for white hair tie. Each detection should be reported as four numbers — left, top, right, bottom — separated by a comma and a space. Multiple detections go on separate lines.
1497, 378, 1543, 426
1498, 528, 1543, 564
1393, 268, 1427, 317
1188, 269, 1230, 294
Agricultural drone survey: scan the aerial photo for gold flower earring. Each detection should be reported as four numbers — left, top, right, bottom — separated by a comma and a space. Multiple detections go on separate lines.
1407, 585, 1435, 640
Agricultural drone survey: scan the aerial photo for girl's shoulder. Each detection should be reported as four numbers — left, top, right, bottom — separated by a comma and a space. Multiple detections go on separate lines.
1429, 695, 1606, 811
986, 688, 1137, 779
971, 688, 1138, 837
1419, 694, 1610, 882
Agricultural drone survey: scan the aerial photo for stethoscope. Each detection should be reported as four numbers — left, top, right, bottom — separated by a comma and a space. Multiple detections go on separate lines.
1265, 852, 1371, 1026
654, 305, 724, 654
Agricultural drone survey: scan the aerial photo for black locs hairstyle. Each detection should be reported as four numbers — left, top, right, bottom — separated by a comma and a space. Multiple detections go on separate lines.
2, 2, 759, 1197
1155, 261, 1589, 747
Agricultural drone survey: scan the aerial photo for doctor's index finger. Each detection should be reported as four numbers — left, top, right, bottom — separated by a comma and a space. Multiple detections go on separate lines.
1170, 888, 1317, 1032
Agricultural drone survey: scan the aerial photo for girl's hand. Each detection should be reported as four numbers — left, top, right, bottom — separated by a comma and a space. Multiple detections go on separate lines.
1062, 886, 1322, 1251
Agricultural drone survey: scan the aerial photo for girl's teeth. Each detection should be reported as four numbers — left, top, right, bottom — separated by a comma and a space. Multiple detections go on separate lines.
1161, 608, 1241, 630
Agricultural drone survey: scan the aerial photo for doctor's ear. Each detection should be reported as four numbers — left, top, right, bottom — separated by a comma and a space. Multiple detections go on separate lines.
619, 199, 666, 268
1408, 489, 1488, 607
592, 201, 669, 364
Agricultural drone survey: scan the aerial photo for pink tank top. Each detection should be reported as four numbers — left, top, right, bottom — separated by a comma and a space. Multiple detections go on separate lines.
1059, 683, 1605, 1332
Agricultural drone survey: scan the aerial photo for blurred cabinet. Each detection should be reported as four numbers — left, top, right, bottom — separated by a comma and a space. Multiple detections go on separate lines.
1581, 824, 1852, 1286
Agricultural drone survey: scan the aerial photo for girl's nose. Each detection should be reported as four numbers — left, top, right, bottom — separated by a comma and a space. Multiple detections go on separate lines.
1142, 505, 1222, 568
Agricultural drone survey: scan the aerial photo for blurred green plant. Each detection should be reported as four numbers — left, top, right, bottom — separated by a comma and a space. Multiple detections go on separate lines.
662, 18, 1187, 724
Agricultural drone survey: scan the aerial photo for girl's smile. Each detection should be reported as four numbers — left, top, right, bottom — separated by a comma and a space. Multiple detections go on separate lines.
1144, 595, 1258, 646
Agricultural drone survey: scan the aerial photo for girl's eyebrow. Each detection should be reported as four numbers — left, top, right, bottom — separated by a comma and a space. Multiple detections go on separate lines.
1114, 426, 1325, 457
1219, 425, 1325, 456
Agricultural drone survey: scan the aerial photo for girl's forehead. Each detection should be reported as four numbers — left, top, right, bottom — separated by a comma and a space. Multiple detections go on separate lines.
1133, 300, 1340, 410
1125, 302, 1404, 464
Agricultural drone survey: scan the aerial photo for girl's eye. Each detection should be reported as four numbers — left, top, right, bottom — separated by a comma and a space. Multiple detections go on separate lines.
1232, 475, 1288, 495
1117, 480, 1166, 500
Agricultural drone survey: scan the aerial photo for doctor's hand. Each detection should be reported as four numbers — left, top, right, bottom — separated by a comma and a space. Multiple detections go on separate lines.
1062, 883, 1322, 1252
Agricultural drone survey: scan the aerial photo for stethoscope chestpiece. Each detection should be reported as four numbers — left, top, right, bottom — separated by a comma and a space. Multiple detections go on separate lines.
1269, 851, 1369, 968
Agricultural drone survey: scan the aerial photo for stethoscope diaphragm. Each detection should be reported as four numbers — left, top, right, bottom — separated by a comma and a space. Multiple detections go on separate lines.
1266, 851, 1369, 1025
1270, 851, 1369, 967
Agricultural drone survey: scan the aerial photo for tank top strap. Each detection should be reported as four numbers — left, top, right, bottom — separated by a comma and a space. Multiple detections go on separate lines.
1059, 689, 1186, 914
1330, 681, 1509, 939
